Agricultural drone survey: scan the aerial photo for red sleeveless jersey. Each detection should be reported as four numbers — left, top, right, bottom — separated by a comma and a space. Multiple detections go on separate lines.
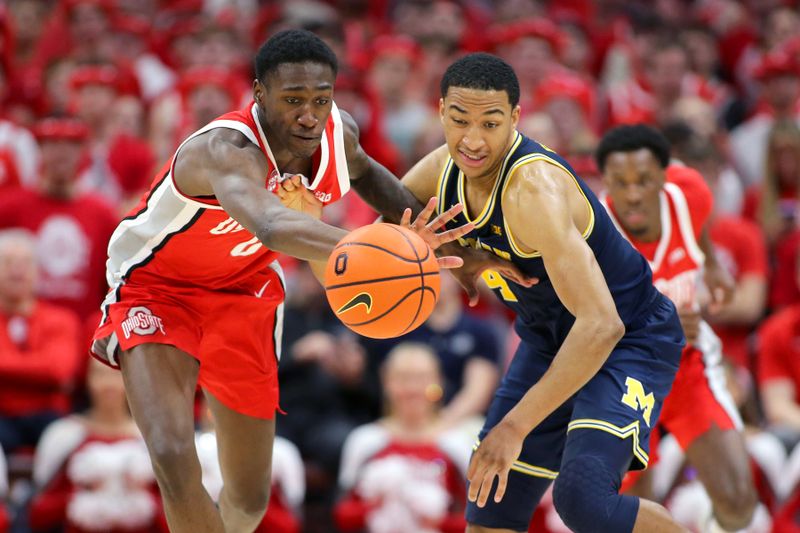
602, 165, 712, 309
105, 101, 350, 292
604, 166, 742, 455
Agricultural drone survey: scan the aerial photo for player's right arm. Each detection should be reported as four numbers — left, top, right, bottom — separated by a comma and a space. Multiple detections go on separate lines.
173, 129, 347, 262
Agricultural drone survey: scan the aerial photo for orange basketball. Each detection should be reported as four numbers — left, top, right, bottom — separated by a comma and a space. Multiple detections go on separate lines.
324, 223, 441, 339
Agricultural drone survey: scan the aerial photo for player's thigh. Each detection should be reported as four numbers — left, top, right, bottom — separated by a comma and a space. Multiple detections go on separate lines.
571, 359, 678, 470
466, 341, 568, 531
119, 343, 200, 461
203, 389, 275, 498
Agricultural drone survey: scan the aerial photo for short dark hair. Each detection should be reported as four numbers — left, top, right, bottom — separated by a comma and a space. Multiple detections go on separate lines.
254, 29, 338, 82
440, 53, 520, 107
595, 124, 671, 171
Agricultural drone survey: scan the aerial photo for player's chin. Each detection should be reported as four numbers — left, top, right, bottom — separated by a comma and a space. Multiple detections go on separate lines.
290, 137, 321, 158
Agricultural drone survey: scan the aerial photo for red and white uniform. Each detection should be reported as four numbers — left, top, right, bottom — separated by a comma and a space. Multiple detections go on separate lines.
91, 102, 350, 419
334, 423, 470, 533
603, 165, 741, 451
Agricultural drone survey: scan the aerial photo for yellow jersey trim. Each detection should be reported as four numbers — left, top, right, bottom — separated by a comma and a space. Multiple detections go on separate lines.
456, 132, 523, 229
501, 154, 596, 259
437, 157, 454, 215
472, 441, 559, 480
567, 419, 649, 467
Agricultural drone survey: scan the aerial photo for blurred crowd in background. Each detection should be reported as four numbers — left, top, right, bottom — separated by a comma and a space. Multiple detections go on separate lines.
4, 0, 800, 531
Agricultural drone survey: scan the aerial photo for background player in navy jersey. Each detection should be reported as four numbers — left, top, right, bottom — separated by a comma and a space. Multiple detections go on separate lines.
340, 53, 689, 533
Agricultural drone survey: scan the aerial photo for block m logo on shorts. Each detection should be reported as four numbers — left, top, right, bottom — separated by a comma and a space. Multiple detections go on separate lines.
621, 377, 654, 427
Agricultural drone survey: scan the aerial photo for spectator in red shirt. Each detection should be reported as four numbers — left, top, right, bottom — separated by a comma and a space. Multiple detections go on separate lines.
708, 215, 769, 368
742, 118, 800, 245
0, 229, 82, 454
678, 135, 769, 369
334, 343, 470, 533
0, 117, 118, 318
69, 65, 155, 207
29, 358, 164, 533
757, 275, 800, 448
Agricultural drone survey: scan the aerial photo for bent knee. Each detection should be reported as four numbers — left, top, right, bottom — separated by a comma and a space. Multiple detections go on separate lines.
553, 456, 637, 533
146, 436, 199, 491
710, 482, 758, 527
224, 482, 271, 517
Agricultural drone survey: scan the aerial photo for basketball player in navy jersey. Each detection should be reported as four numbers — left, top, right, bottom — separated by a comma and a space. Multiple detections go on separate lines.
353, 53, 688, 532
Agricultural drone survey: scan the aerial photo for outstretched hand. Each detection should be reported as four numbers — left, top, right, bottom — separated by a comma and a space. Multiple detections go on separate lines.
399, 197, 475, 270
276, 174, 323, 219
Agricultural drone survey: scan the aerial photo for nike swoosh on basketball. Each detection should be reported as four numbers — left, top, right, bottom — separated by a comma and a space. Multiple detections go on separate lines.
255, 280, 271, 298
337, 292, 373, 315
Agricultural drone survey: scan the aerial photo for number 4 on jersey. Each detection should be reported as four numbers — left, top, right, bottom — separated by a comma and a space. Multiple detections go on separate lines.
481, 269, 518, 302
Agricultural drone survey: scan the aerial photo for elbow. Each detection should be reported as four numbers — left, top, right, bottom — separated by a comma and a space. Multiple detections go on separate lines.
590, 313, 625, 346
254, 209, 293, 251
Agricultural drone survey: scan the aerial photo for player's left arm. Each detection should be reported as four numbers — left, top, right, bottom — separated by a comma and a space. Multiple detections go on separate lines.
699, 228, 735, 312
667, 165, 734, 310
341, 110, 427, 222
467, 163, 625, 508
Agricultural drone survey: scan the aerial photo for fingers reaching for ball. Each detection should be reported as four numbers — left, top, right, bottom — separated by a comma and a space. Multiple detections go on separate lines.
400, 197, 474, 253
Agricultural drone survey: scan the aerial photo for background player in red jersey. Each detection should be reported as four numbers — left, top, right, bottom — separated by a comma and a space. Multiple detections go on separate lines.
89, 30, 485, 533
598, 124, 758, 532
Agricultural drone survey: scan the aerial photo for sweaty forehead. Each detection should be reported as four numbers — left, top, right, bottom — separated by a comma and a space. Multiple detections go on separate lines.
605, 149, 662, 174
444, 87, 511, 114
266, 62, 335, 91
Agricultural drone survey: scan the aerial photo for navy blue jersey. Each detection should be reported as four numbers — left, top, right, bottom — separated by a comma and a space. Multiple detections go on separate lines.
437, 132, 660, 352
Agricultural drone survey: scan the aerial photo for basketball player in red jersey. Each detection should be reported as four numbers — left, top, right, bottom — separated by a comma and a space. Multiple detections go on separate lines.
598, 125, 757, 532
89, 30, 485, 533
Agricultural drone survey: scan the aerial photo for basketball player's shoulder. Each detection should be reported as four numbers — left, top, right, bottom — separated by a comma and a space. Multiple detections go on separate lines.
665, 164, 711, 198
338, 108, 371, 178
339, 109, 360, 153
505, 157, 570, 202
179, 128, 265, 173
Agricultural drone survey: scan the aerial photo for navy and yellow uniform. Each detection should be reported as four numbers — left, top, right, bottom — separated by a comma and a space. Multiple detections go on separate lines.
438, 132, 685, 530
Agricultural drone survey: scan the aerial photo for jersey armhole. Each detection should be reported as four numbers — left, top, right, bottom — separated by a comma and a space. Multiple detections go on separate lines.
169, 121, 261, 210
501, 155, 595, 259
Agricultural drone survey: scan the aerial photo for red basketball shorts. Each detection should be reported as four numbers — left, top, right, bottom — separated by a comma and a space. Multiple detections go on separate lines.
91, 268, 285, 420
659, 337, 741, 450
621, 324, 741, 492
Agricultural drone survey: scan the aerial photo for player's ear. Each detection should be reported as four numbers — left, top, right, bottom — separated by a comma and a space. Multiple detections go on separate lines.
253, 79, 264, 106
511, 105, 521, 129
439, 98, 445, 123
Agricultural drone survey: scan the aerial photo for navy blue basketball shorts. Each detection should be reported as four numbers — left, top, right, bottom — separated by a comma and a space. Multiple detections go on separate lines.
466, 296, 684, 531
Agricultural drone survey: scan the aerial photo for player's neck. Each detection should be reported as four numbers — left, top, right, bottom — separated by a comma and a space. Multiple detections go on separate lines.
260, 119, 313, 176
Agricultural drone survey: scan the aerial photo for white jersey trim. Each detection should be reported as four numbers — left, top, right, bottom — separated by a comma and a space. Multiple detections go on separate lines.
267, 259, 285, 362
250, 101, 350, 197
664, 182, 705, 266
168, 118, 260, 210
696, 321, 743, 430
329, 102, 351, 196
600, 192, 673, 273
